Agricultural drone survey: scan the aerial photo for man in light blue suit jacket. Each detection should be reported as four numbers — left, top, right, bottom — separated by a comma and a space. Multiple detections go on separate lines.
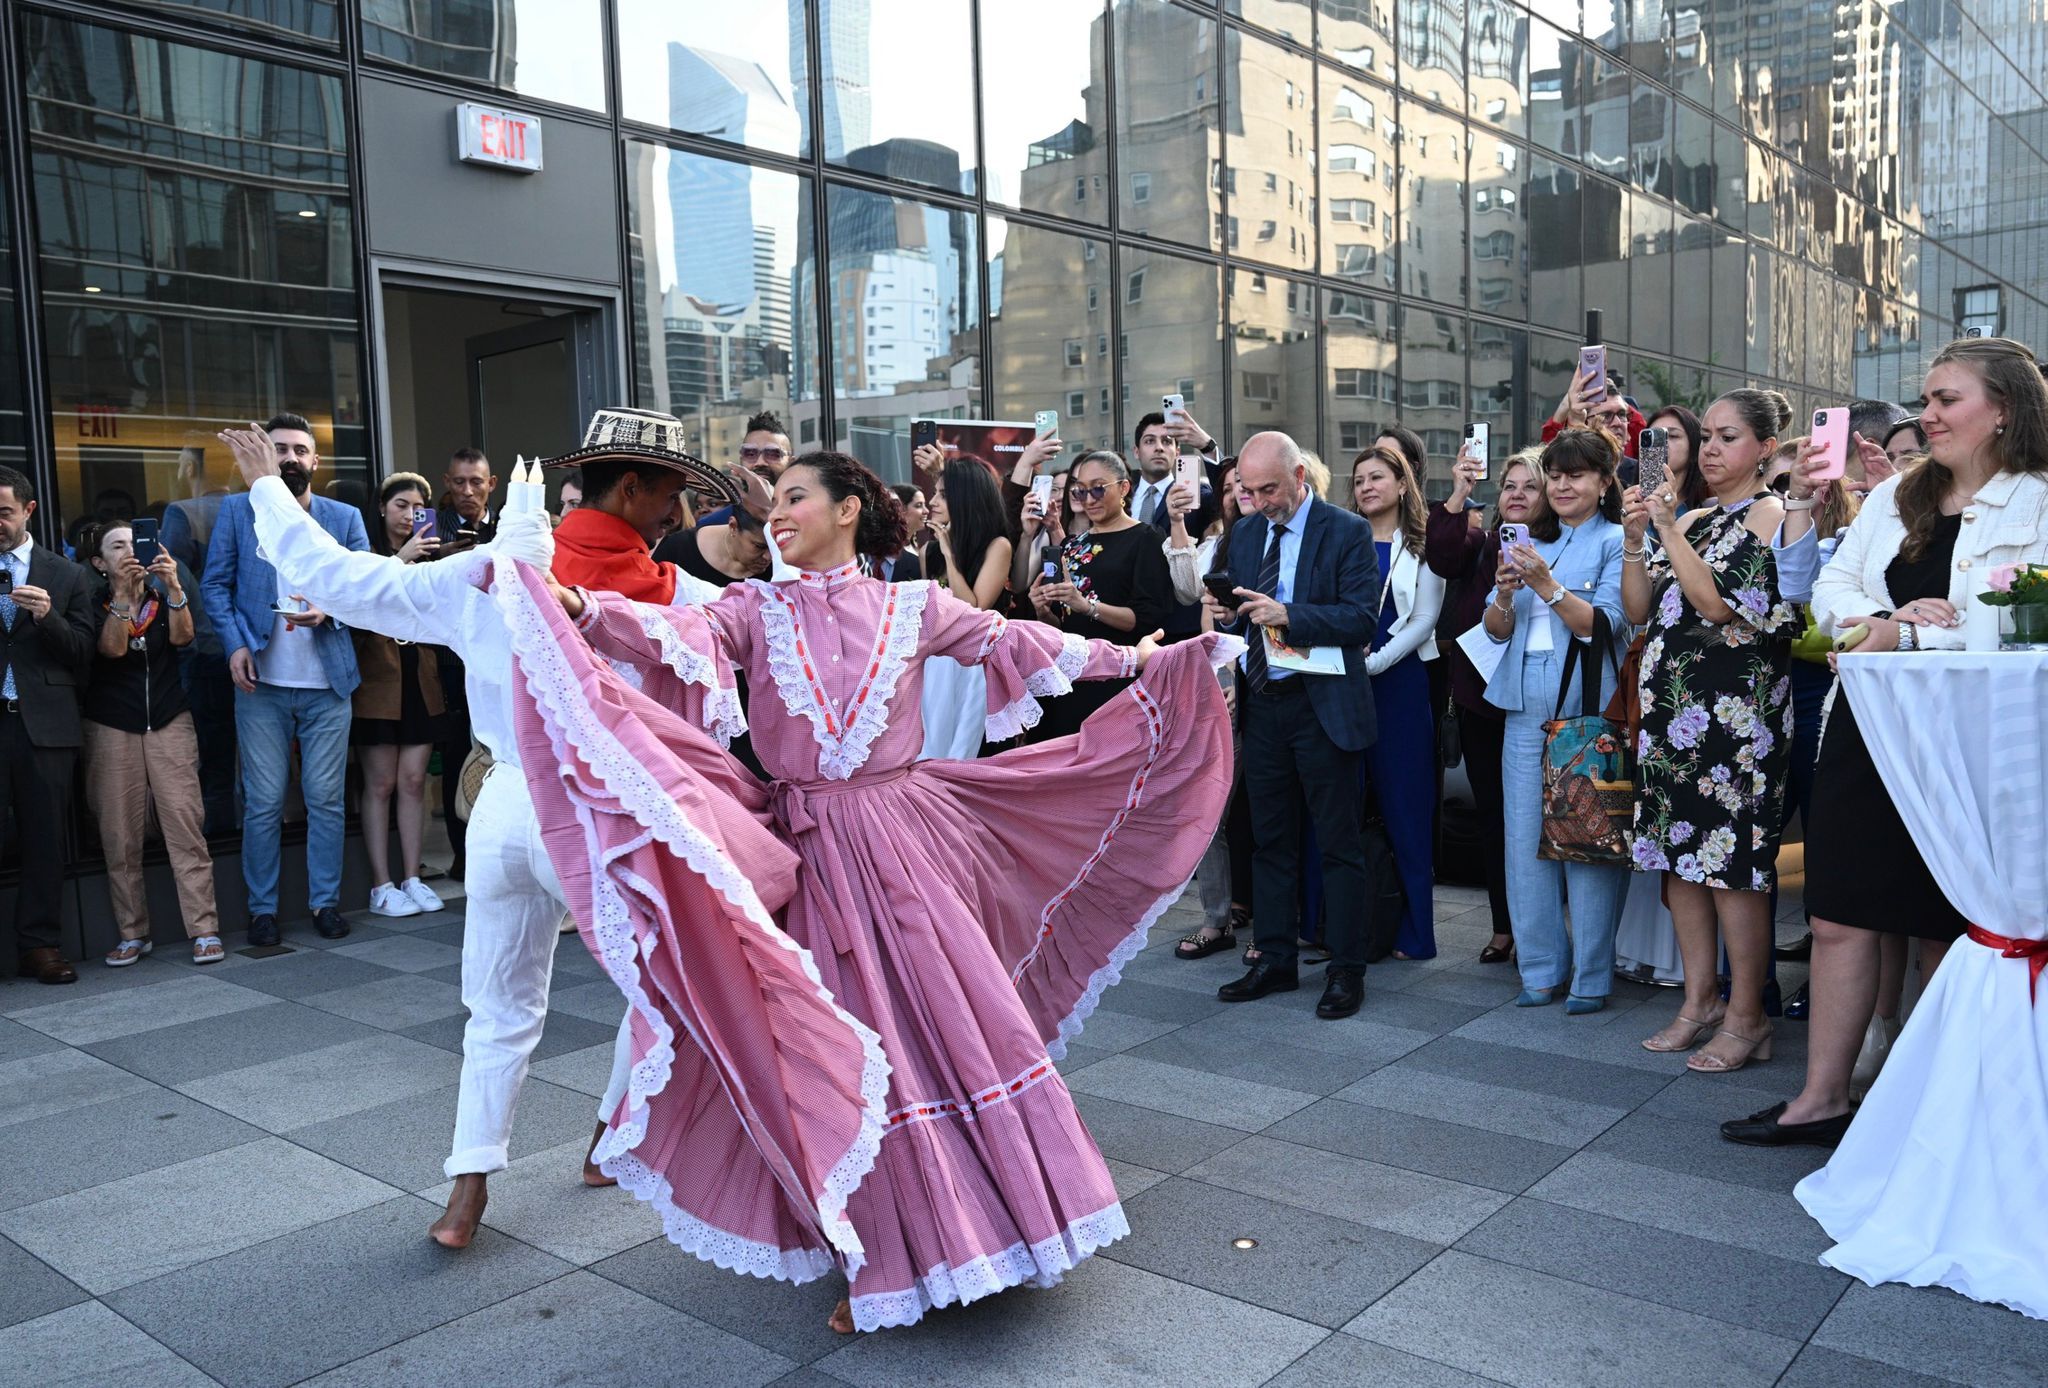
201, 413, 369, 944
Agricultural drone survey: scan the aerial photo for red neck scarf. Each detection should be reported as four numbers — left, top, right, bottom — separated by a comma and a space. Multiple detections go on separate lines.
551, 507, 677, 605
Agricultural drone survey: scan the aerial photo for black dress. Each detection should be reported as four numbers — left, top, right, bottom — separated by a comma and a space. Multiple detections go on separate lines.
1802, 513, 1969, 940
354, 642, 455, 747
1032, 524, 1172, 741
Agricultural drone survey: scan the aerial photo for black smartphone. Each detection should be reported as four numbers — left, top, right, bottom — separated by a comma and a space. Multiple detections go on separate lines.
0, 565, 12, 595
1202, 571, 1241, 611
910, 419, 938, 451
131, 517, 161, 568
1584, 308, 1604, 345
411, 506, 439, 541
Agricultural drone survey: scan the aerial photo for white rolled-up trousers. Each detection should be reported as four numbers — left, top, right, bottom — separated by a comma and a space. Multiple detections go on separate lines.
445, 765, 635, 1178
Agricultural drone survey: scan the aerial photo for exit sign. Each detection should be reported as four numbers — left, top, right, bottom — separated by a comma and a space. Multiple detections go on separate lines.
455, 102, 543, 173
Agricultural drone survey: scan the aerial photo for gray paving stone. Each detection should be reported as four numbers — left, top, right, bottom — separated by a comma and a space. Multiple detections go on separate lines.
423, 1140, 657, 1266
1123, 1023, 1393, 1097
1062, 1007, 1183, 1054
301, 1270, 793, 1387
1197, 1005, 1438, 1064
1105, 1159, 1170, 1201
1450, 1006, 1696, 1072
1344, 1250, 1801, 1388
592, 1238, 851, 1366
80, 1000, 374, 1087
1052, 1040, 1114, 1076
1332, 1065, 1629, 1148
1264, 1098, 1575, 1195
814, 1255, 1325, 1388
1262, 1335, 1501, 1388
1104, 1178, 1437, 1328
8, 974, 276, 1047
1455, 1197, 1849, 1339
222, 950, 408, 1001
1186, 1135, 1508, 1246
398, 1006, 619, 1061
1349, 989, 1490, 1036
0, 1050, 155, 1130
1527, 1152, 1833, 1264
1070, 1094, 1262, 1175
1065, 1053, 1318, 1132
1588, 1110, 1835, 1194
1775, 1345, 1957, 1388
327, 935, 467, 974
545, 979, 632, 1026
1095, 977, 1230, 1025
107, 1195, 571, 1388
1814, 1281, 2048, 1387
0, 1137, 397, 1294
0, 1090, 262, 1212
1395, 968, 1526, 1007
301, 974, 468, 1031
1398, 1035, 1673, 1108
176, 1034, 461, 1133
527, 1041, 619, 1099
767, 1371, 855, 1388
1637, 1069, 1798, 1126
0, 1301, 217, 1388
0, 958, 163, 1016
0, 1235, 86, 1332
0, 1018, 61, 1065
288, 1078, 595, 1193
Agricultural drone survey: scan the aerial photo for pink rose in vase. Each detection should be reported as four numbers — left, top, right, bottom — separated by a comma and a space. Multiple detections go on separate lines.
1986, 563, 2019, 594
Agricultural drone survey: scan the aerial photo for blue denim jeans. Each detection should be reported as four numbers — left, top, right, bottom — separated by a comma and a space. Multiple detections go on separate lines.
1501, 647, 1628, 997
234, 683, 351, 915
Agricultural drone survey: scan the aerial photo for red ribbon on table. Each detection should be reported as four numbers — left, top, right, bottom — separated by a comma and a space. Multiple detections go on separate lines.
1966, 925, 2048, 1004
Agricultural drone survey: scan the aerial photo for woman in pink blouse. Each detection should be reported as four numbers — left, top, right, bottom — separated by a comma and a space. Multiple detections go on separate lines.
511, 451, 1235, 1335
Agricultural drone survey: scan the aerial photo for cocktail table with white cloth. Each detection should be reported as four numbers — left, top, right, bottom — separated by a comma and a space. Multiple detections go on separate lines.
1795, 650, 2048, 1320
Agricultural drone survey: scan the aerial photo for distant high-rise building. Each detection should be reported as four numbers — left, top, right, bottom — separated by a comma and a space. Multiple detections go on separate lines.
795, 0, 872, 160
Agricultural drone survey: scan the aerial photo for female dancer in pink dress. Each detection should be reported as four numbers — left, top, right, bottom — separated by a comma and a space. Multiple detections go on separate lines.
501, 451, 1235, 1332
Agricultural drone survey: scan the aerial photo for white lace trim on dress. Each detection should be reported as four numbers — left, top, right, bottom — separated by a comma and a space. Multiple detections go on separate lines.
625, 599, 748, 747
985, 631, 1093, 743
754, 578, 930, 780
496, 560, 891, 1282
847, 1203, 1131, 1332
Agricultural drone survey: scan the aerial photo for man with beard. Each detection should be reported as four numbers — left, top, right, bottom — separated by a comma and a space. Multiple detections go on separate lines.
200, 413, 368, 946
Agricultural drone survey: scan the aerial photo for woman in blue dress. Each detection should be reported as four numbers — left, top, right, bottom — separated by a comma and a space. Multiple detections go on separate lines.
1350, 445, 1445, 959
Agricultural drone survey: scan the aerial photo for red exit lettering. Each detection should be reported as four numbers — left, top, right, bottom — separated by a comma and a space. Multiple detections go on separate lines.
478, 115, 527, 161
75, 406, 118, 439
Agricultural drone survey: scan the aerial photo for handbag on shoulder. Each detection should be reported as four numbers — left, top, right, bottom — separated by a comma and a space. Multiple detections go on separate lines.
1539, 611, 1634, 867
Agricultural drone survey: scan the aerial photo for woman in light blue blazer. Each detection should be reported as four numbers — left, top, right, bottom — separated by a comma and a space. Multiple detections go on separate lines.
1482, 429, 1630, 1012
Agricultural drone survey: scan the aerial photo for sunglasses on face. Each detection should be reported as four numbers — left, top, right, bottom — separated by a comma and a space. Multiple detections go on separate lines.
739, 446, 787, 463
1070, 483, 1115, 503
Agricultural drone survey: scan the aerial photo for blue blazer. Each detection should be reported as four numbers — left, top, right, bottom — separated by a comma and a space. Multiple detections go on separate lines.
202, 490, 369, 698
1481, 515, 1627, 714
1220, 496, 1381, 752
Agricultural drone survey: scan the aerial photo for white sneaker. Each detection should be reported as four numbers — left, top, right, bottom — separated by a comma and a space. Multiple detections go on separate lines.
399, 876, 444, 914
369, 882, 422, 917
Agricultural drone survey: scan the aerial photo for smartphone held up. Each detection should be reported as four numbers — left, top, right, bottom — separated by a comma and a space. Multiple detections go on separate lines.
1637, 427, 1669, 500
1808, 407, 1851, 482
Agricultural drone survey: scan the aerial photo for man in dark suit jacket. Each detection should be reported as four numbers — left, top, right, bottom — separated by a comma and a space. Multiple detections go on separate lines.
0, 467, 98, 982
1202, 432, 1380, 1020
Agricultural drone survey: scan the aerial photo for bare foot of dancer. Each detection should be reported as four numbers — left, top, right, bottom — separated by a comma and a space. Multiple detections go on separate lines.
828, 1298, 855, 1335
429, 1174, 487, 1249
583, 1121, 617, 1187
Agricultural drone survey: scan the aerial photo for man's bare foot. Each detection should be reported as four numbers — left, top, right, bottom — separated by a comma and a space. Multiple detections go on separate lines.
583, 1121, 617, 1188
430, 1174, 487, 1249
828, 1298, 855, 1335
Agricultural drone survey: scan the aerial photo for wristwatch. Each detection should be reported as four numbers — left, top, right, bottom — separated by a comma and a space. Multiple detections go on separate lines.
1897, 620, 1918, 652
1542, 586, 1568, 607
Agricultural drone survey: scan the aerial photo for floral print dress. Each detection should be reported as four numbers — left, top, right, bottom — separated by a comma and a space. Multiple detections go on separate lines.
1632, 502, 1800, 891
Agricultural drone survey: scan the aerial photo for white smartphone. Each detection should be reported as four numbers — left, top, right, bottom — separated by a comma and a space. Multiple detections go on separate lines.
1030, 474, 1054, 510
1034, 409, 1059, 438
1162, 392, 1186, 423
1174, 454, 1202, 493
1809, 407, 1850, 482
1637, 426, 1669, 499
1577, 344, 1609, 404
1462, 421, 1489, 476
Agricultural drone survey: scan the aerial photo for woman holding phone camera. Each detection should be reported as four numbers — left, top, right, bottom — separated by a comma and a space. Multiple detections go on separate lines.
1726, 336, 2048, 1147
1027, 451, 1172, 741
1428, 444, 1548, 964
353, 472, 454, 919
1352, 445, 1444, 959
918, 456, 1014, 759
80, 521, 222, 966
1482, 429, 1630, 1011
1622, 390, 1806, 1072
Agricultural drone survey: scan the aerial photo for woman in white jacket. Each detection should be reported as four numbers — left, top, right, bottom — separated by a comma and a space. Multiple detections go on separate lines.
1352, 444, 1446, 958
1725, 334, 2048, 1149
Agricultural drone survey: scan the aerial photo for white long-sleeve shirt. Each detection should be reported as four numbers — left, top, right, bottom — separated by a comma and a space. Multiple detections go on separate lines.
248, 476, 719, 771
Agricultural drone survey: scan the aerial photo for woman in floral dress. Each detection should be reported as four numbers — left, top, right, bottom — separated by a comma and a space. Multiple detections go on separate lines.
1623, 389, 1806, 1074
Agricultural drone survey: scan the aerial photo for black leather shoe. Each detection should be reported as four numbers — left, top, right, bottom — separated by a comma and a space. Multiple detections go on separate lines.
247, 914, 280, 947
313, 907, 351, 940
1218, 959, 1299, 1002
1316, 967, 1364, 1019
1720, 1101, 1852, 1148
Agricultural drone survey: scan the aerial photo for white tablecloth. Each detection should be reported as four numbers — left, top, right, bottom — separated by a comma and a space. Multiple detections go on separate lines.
1796, 651, 2048, 1319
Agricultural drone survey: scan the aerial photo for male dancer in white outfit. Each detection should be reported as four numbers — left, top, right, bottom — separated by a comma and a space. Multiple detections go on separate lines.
217, 413, 745, 1247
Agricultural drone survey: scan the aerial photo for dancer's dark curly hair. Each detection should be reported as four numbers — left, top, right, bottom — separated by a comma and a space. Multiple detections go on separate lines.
787, 450, 909, 564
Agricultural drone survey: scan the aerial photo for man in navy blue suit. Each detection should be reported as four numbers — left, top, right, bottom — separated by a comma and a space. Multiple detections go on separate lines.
1201, 431, 1380, 1019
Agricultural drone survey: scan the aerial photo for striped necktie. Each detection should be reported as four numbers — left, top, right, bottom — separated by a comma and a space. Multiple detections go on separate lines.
1242, 522, 1286, 691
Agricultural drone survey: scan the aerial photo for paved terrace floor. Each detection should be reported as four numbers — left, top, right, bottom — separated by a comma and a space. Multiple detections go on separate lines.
1, 881, 2043, 1388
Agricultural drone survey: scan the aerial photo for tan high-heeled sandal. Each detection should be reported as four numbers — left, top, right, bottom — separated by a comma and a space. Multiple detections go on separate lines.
1641, 1008, 1727, 1053
1686, 1023, 1774, 1073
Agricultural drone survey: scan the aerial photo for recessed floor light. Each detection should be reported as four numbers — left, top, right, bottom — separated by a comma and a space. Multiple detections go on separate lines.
1231, 1237, 1258, 1250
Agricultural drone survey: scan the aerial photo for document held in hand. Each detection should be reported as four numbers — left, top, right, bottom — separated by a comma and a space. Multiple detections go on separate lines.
1262, 625, 1347, 675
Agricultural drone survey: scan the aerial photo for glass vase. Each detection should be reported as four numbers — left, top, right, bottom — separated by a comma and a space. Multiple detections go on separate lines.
2006, 603, 2048, 649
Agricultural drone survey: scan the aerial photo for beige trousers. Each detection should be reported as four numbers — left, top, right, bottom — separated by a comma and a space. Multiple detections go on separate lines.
83, 715, 220, 941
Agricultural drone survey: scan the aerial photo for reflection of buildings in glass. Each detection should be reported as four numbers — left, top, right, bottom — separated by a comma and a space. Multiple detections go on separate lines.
363, 0, 517, 84
26, 19, 362, 520
797, 0, 873, 160
1321, 70, 1397, 292
1324, 289, 1398, 460
989, 224, 1116, 455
